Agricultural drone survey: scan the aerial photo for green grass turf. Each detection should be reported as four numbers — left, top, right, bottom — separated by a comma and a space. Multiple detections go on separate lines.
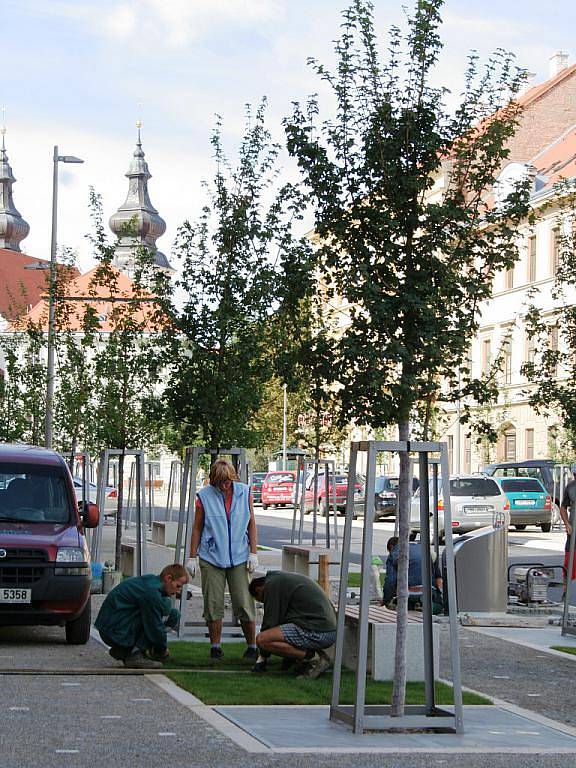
347, 572, 385, 588
164, 642, 491, 706
551, 645, 576, 656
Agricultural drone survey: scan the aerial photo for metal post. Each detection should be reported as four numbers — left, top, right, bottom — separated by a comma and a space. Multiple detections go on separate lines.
418, 452, 435, 714
174, 451, 191, 564
282, 383, 287, 470
44, 146, 59, 449
439, 443, 464, 733
353, 443, 377, 734
331, 443, 358, 717
432, 462, 440, 562
561, 500, 576, 636
124, 462, 135, 530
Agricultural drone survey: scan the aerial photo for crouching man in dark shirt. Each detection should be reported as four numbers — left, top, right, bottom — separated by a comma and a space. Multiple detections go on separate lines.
95, 563, 188, 669
248, 571, 337, 679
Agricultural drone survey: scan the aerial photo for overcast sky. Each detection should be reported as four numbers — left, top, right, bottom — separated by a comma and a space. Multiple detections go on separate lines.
2, 0, 575, 273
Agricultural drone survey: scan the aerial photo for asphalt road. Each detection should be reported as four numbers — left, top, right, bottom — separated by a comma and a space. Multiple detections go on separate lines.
251, 503, 568, 572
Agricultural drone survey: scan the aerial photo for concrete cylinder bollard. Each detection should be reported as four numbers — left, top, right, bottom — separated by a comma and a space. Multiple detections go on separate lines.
103, 569, 123, 594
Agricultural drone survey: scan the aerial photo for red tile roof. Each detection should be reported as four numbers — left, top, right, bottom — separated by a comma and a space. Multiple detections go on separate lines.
0, 248, 80, 321
17, 264, 164, 332
532, 125, 576, 191
518, 63, 576, 109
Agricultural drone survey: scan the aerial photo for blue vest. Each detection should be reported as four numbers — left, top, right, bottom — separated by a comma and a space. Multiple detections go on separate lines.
197, 482, 251, 568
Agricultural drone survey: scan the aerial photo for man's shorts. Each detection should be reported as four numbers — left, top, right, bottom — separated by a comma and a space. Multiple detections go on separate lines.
280, 623, 336, 650
199, 558, 256, 622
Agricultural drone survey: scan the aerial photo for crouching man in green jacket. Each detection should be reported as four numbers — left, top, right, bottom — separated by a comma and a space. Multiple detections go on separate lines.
248, 571, 337, 679
95, 563, 188, 669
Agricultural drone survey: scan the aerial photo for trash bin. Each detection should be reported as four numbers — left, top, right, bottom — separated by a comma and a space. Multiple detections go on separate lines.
442, 525, 508, 613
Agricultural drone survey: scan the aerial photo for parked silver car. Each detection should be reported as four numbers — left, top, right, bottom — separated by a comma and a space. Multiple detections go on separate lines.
410, 474, 509, 540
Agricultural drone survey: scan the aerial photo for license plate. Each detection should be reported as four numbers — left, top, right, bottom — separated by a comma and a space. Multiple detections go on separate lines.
515, 499, 536, 506
0, 588, 32, 604
462, 506, 490, 515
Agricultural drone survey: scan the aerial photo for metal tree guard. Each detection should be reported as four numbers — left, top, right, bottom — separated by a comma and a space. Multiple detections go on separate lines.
90, 449, 148, 575
290, 458, 339, 549
330, 440, 463, 735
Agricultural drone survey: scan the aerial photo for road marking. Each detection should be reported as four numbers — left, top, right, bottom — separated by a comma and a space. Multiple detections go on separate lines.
9, 706, 30, 711
131, 697, 152, 702
517, 731, 540, 735
493, 675, 510, 679
55, 750, 80, 754
522, 539, 564, 551
158, 732, 176, 737
527, 694, 542, 697
61, 682, 81, 687
101, 715, 122, 719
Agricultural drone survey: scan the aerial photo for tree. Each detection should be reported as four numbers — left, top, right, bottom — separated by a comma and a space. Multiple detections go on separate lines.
522, 180, 576, 454
164, 101, 312, 453
285, 0, 530, 715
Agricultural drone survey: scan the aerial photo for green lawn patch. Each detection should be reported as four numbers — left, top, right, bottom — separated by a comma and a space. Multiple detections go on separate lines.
551, 645, 576, 656
164, 642, 490, 706
348, 572, 385, 588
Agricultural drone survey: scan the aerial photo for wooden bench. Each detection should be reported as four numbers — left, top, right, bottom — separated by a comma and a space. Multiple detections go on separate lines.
340, 603, 439, 681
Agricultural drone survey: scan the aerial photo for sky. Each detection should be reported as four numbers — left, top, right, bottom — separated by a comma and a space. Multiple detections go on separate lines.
2, 0, 576, 274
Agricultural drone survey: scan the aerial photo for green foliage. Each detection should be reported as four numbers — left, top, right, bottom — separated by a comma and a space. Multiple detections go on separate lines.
164, 101, 312, 452
284, 0, 531, 431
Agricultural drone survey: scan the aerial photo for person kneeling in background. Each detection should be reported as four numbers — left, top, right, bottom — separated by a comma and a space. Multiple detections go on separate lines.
249, 571, 336, 679
95, 563, 188, 669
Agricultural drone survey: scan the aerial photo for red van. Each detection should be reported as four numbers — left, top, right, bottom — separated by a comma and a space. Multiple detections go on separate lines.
261, 470, 296, 509
0, 444, 99, 644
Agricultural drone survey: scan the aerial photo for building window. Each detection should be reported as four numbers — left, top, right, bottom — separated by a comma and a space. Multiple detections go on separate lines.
504, 428, 517, 461
505, 267, 514, 290
525, 428, 534, 459
481, 338, 492, 375
464, 437, 471, 473
525, 333, 536, 365
502, 339, 512, 384
527, 234, 537, 283
551, 228, 560, 276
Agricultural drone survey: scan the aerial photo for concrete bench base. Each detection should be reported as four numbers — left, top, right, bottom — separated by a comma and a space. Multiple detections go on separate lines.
151, 521, 179, 547
342, 607, 439, 681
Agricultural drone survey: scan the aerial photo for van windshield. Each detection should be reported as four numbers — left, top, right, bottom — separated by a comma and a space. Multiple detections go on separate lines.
265, 473, 294, 485
0, 463, 71, 524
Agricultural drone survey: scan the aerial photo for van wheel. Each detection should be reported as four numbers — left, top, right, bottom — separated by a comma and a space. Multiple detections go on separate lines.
65, 600, 91, 645
541, 522, 551, 533
514, 524, 527, 531
262, 504, 268, 510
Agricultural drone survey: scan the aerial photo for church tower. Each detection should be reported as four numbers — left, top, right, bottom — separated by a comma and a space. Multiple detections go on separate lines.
0, 128, 30, 252
109, 124, 173, 276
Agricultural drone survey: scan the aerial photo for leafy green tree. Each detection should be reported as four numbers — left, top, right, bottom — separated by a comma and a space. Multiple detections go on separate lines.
0, 325, 45, 443
164, 101, 312, 453
522, 180, 576, 455
285, 0, 531, 714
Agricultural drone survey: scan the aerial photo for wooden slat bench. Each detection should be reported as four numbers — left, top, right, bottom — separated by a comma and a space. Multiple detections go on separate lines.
339, 603, 438, 682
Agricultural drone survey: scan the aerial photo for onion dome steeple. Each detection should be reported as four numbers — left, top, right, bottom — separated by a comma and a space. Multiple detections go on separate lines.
109, 123, 173, 275
0, 128, 30, 252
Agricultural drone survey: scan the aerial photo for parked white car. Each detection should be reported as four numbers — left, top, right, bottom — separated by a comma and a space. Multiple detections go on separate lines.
410, 474, 510, 541
73, 477, 118, 515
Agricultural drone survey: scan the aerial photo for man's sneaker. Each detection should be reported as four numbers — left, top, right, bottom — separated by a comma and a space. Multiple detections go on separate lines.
251, 660, 267, 673
280, 656, 297, 672
298, 650, 331, 679
123, 652, 163, 669
210, 646, 224, 660
243, 646, 258, 661
108, 646, 128, 662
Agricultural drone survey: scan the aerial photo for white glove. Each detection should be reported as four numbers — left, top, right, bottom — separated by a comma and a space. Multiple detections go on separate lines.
185, 557, 198, 578
246, 553, 259, 573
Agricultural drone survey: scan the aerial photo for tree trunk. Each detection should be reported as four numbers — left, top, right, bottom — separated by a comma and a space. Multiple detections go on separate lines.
114, 451, 125, 570
391, 418, 411, 716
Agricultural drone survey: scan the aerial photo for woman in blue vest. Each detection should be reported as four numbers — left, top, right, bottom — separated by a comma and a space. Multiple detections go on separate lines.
186, 459, 259, 659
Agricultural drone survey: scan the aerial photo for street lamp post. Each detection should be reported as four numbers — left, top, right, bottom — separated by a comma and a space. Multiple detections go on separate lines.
44, 145, 83, 449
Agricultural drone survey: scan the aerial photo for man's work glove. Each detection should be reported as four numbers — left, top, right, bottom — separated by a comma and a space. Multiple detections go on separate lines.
185, 557, 198, 578
246, 553, 259, 573
164, 608, 180, 629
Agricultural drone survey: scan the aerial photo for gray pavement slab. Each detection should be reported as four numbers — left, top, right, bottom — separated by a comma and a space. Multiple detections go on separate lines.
215, 703, 576, 752
467, 625, 576, 653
